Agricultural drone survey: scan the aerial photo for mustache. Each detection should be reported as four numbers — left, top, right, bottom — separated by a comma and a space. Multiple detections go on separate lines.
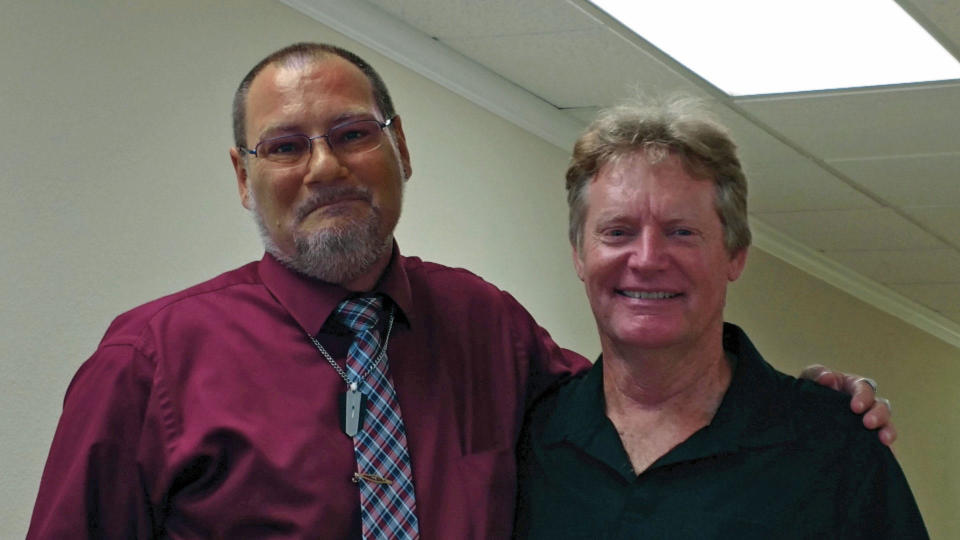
293, 186, 374, 223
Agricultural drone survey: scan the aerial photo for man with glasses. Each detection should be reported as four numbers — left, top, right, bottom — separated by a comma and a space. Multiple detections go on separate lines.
29, 43, 894, 539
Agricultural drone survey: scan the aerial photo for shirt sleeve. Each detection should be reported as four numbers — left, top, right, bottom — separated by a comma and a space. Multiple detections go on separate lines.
503, 290, 590, 408
843, 445, 929, 539
28, 342, 162, 539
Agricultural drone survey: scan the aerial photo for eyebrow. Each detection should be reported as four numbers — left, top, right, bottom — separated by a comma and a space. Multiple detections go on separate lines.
255, 111, 381, 143
592, 211, 705, 228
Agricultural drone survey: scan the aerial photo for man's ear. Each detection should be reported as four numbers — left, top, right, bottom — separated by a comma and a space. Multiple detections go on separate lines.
572, 244, 585, 282
727, 246, 749, 282
389, 116, 412, 180
230, 147, 252, 210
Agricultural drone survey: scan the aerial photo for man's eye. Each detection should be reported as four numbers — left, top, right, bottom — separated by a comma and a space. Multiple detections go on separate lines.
332, 124, 375, 145
602, 229, 629, 239
264, 137, 307, 156
342, 129, 369, 141
671, 229, 693, 236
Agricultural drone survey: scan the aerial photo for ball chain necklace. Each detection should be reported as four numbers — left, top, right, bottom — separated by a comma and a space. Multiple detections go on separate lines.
307, 305, 395, 439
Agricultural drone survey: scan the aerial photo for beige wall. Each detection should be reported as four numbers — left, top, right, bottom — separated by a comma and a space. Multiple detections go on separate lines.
727, 249, 959, 538
1, 1, 955, 538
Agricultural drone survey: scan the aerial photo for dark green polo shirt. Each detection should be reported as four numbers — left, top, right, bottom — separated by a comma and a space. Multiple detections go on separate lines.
515, 324, 927, 539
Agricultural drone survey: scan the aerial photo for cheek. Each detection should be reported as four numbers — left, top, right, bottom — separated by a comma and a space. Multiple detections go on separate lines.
582, 257, 617, 296
256, 174, 300, 210
585, 247, 623, 275
375, 177, 405, 215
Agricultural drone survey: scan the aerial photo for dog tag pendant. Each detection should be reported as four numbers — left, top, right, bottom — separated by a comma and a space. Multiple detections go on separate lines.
341, 382, 365, 437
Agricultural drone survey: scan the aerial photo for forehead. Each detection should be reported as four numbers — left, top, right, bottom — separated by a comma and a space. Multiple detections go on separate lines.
244, 56, 377, 135
596, 151, 711, 196
585, 152, 719, 222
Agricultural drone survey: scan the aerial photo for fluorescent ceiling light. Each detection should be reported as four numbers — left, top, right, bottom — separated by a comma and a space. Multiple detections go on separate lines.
590, 0, 960, 96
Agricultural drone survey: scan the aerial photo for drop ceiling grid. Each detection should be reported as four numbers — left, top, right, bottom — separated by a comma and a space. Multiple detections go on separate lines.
827, 249, 960, 285
392, 0, 960, 276
449, 31, 711, 108
710, 108, 882, 214
364, 0, 598, 38
738, 84, 960, 301
828, 153, 960, 208
293, 0, 960, 329
734, 84, 960, 159
907, 206, 960, 249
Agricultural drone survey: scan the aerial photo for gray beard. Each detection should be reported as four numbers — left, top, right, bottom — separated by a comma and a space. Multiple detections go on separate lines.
249, 189, 394, 285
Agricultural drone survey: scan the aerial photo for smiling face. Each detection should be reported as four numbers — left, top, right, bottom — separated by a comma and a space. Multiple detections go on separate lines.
229, 55, 411, 290
573, 151, 747, 356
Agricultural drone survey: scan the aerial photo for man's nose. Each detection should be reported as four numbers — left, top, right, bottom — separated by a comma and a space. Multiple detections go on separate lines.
627, 229, 668, 271
304, 138, 348, 184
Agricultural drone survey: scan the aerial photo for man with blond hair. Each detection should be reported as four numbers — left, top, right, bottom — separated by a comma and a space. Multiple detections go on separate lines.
516, 97, 925, 538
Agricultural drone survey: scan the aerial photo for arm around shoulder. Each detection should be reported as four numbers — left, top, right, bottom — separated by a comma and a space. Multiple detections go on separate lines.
501, 289, 590, 403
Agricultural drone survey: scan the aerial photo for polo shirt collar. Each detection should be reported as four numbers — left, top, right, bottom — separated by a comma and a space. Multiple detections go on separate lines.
541, 354, 635, 477
258, 241, 415, 337
655, 324, 797, 468
541, 323, 797, 479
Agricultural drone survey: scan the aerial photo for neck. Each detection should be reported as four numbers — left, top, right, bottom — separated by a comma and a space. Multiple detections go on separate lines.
600, 329, 732, 474
341, 248, 392, 292
602, 328, 731, 410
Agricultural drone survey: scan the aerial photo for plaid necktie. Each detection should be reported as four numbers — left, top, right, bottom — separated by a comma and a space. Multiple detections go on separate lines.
335, 296, 420, 539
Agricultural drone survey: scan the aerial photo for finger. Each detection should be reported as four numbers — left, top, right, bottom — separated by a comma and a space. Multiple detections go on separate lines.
799, 364, 829, 381
844, 375, 877, 414
812, 370, 845, 392
854, 376, 878, 393
862, 397, 891, 429
879, 425, 897, 447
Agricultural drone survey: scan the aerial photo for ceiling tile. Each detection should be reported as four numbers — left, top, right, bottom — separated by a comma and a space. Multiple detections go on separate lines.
710, 107, 879, 212
745, 159, 880, 213
829, 153, 960, 207
754, 208, 947, 252
365, 0, 596, 38
442, 28, 710, 108
904, 205, 960, 249
735, 83, 960, 160
824, 249, 960, 284
562, 106, 601, 124
890, 283, 960, 313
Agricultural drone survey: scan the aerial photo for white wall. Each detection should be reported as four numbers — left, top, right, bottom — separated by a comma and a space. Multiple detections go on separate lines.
2, 1, 956, 538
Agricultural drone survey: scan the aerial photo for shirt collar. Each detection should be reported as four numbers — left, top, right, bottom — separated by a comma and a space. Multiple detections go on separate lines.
258, 242, 415, 336
656, 324, 797, 467
541, 323, 797, 476
541, 354, 634, 477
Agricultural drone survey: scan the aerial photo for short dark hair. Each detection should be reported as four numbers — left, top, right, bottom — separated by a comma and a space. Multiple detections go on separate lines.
232, 42, 396, 148
566, 95, 751, 255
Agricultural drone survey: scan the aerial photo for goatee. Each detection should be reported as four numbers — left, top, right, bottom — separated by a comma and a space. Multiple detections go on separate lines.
249, 186, 394, 284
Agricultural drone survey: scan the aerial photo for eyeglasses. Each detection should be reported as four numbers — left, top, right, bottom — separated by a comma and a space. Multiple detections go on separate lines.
240, 117, 395, 165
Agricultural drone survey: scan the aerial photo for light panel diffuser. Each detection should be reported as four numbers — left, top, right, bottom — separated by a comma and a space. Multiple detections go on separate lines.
590, 0, 960, 95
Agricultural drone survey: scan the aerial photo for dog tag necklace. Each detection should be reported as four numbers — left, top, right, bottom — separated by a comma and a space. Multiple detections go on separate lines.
307, 306, 395, 437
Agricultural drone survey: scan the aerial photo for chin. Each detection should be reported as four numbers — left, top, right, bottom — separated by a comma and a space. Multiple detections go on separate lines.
608, 320, 689, 350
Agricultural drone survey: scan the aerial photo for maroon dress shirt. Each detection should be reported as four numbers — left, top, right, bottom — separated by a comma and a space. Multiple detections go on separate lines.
29, 248, 588, 539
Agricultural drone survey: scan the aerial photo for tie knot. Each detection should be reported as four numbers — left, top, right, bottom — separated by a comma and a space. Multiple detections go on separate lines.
335, 295, 383, 333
